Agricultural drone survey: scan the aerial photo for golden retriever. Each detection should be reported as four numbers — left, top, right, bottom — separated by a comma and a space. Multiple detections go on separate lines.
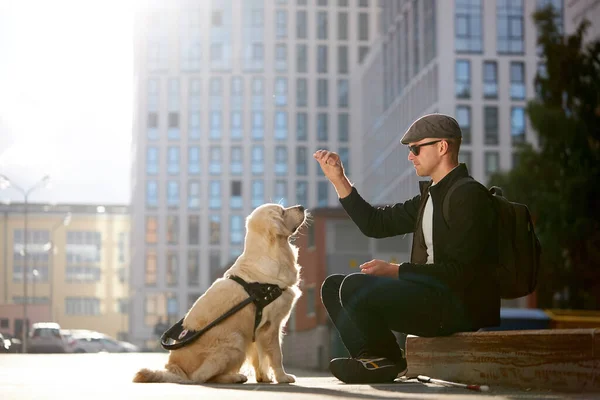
133, 203, 307, 384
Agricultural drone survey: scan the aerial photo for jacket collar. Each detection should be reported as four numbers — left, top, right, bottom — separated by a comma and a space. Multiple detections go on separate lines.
418, 163, 469, 197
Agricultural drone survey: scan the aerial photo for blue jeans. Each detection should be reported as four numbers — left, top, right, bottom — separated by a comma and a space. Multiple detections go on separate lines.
321, 272, 473, 363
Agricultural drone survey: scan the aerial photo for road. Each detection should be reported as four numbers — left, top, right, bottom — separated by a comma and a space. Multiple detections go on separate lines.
0, 353, 592, 399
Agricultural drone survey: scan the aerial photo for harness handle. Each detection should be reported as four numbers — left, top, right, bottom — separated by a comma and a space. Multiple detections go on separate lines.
161, 297, 254, 350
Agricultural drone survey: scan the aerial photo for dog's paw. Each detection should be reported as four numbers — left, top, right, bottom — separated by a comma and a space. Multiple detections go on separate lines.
232, 373, 248, 384
275, 373, 296, 384
255, 371, 273, 383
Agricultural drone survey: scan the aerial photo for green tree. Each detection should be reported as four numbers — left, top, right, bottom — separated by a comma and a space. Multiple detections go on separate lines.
489, 7, 600, 309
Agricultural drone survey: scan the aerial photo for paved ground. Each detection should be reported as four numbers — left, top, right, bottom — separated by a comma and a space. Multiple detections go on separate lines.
0, 353, 595, 399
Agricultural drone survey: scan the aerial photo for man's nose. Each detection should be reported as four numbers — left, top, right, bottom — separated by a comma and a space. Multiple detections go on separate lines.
407, 150, 414, 161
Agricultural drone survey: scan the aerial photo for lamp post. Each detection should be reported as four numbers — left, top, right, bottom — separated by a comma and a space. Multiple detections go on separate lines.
32, 269, 39, 303
0, 174, 50, 353
43, 212, 71, 322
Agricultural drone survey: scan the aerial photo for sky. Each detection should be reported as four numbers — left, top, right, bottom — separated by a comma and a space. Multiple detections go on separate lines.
0, 0, 135, 205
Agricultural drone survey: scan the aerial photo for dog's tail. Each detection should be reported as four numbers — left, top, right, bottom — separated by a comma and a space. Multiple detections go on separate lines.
133, 364, 190, 384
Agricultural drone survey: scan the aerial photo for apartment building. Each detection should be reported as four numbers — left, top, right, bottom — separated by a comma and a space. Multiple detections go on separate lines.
0, 203, 130, 341
130, 0, 381, 348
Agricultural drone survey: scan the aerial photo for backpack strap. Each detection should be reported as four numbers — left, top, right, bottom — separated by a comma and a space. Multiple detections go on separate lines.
442, 177, 481, 228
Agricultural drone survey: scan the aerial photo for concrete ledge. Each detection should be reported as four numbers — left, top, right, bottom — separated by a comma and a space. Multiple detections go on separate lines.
406, 329, 600, 392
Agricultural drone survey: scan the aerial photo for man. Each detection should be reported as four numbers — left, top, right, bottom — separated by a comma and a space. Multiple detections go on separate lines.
313, 113, 500, 384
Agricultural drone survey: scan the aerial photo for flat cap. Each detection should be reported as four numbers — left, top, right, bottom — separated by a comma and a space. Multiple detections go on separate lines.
400, 114, 462, 145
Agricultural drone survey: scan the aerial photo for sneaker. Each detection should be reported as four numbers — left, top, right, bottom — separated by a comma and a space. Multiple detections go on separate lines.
329, 356, 407, 384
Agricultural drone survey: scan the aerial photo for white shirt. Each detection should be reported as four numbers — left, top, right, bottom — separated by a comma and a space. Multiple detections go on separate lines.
422, 184, 435, 264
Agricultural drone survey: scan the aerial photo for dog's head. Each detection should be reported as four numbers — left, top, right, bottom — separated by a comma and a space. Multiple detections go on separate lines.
246, 203, 307, 243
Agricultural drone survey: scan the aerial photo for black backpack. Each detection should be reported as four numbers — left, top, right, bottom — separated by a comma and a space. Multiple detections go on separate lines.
442, 177, 542, 299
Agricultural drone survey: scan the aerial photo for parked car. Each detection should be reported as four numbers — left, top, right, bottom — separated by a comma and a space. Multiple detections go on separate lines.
65, 329, 140, 353
0, 333, 12, 353
28, 322, 72, 353
3, 334, 22, 353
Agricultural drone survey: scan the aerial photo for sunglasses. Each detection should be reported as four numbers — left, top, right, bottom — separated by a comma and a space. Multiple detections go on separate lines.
407, 140, 443, 156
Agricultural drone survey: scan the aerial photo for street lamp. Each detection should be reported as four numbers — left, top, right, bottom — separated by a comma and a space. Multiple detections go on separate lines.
0, 174, 50, 353
43, 212, 72, 322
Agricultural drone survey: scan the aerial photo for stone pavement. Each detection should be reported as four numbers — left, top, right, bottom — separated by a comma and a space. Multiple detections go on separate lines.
0, 353, 594, 399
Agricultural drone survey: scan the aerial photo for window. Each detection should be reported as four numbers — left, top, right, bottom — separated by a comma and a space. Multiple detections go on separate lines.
146, 181, 158, 208
423, 0, 437, 64
231, 111, 242, 140
146, 147, 158, 175
338, 12, 348, 40
338, 46, 348, 74
187, 250, 200, 286
252, 112, 264, 140
413, 0, 420, 74
455, 60, 471, 99
166, 251, 178, 286
147, 79, 159, 140
65, 298, 101, 316
231, 76, 243, 110
317, 11, 328, 39
455, 0, 482, 53
317, 79, 328, 107
296, 10, 307, 39
252, 77, 264, 110
275, 78, 287, 106
209, 181, 221, 209
231, 180, 242, 209
317, 45, 328, 73
339, 147, 349, 172
338, 113, 349, 142
297, 113, 308, 141
484, 106, 499, 145
275, 180, 288, 206
510, 61, 525, 100
296, 147, 307, 176
275, 146, 288, 176
276, 10, 287, 39
359, 46, 369, 63
230, 146, 243, 175
296, 181, 308, 206
188, 147, 201, 175
358, 13, 369, 41
511, 107, 525, 144
497, 0, 524, 54
167, 147, 179, 175
209, 146, 222, 175
210, 111, 222, 140
338, 79, 349, 108
167, 181, 179, 208
483, 61, 498, 98
275, 44, 287, 71
485, 151, 500, 175
252, 180, 264, 208
275, 112, 288, 140
145, 249, 157, 286
317, 181, 329, 206
296, 44, 308, 73
317, 113, 328, 141
456, 106, 471, 144
188, 181, 200, 210
145, 216, 158, 244
459, 150, 472, 169
252, 145, 264, 175
209, 215, 221, 244
230, 216, 243, 245
167, 79, 180, 140
167, 215, 179, 245
296, 78, 307, 107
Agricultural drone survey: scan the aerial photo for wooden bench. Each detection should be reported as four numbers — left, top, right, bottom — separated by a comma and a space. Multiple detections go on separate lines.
406, 329, 600, 392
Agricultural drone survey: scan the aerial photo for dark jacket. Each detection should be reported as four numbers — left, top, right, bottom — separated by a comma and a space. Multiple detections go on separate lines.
339, 163, 500, 329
